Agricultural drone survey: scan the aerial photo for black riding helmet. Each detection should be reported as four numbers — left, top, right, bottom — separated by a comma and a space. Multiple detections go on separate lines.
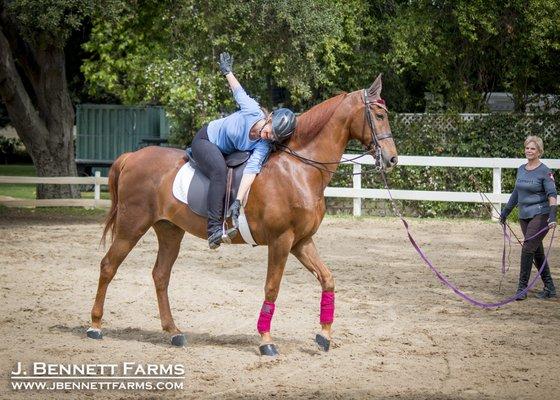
271, 108, 296, 143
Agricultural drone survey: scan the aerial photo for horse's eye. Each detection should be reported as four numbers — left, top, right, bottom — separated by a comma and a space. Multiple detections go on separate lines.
376, 114, 384, 120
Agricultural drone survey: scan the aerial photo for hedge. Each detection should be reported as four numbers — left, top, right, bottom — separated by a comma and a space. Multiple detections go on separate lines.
327, 113, 560, 218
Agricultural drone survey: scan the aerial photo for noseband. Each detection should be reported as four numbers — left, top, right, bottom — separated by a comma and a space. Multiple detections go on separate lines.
362, 90, 393, 170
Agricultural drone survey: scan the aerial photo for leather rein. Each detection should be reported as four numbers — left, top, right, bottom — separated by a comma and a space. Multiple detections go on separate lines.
275, 90, 393, 175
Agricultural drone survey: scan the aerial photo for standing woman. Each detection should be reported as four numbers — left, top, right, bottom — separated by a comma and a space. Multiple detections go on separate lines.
190, 52, 296, 249
500, 136, 557, 299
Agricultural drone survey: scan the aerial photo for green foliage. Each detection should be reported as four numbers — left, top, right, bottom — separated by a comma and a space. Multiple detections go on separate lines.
0, 137, 31, 164
384, 0, 560, 112
5, 0, 125, 46
81, 0, 390, 144
330, 113, 560, 217
79, 0, 560, 149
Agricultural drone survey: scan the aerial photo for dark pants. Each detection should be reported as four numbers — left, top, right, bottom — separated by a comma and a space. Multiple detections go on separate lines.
520, 213, 549, 253
191, 125, 227, 236
518, 213, 555, 290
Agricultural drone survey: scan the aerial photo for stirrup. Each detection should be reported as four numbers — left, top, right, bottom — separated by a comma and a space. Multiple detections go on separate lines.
221, 227, 238, 244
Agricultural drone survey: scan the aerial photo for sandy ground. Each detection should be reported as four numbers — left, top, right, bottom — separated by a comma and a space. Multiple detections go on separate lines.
1, 213, 559, 400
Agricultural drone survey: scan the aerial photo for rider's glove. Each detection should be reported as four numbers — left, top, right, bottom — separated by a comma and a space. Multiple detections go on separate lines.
227, 199, 241, 228
218, 52, 233, 75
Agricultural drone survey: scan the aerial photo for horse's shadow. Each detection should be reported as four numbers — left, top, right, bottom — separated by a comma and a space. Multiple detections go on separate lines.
49, 324, 301, 355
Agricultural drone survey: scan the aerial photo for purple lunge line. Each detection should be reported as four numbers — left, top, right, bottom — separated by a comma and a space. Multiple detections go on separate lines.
380, 171, 556, 309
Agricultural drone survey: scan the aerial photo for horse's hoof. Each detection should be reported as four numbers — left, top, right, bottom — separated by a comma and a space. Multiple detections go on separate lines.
86, 327, 103, 340
171, 334, 186, 347
315, 334, 330, 352
259, 343, 279, 356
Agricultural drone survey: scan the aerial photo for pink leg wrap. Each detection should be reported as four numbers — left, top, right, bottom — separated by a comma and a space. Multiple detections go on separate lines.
257, 301, 275, 334
320, 291, 335, 325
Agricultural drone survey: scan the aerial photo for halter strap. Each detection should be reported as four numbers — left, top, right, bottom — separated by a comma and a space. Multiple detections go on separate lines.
362, 90, 392, 149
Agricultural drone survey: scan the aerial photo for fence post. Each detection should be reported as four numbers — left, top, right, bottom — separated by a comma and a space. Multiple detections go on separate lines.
492, 167, 501, 220
353, 163, 362, 217
94, 171, 101, 208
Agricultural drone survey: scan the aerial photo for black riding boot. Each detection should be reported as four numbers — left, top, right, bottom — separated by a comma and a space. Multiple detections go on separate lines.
516, 250, 534, 301
534, 244, 557, 299
207, 218, 238, 250
207, 219, 223, 250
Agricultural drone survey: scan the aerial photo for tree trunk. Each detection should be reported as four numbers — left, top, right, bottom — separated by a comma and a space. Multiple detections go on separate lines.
0, 16, 79, 199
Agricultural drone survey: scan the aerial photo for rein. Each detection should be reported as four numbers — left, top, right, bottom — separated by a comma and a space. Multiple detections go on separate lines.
277, 91, 556, 307
274, 142, 380, 176
379, 169, 557, 308
275, 89, 391, 176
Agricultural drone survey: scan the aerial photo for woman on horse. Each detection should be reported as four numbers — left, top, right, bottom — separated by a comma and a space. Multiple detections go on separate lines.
500, 135, 557, 300
191, 52, 297, 249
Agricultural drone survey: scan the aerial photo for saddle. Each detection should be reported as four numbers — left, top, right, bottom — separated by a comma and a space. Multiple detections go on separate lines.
185, 147, 251, 218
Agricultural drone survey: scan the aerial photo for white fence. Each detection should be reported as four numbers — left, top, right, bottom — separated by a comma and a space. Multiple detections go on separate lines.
325, 155, 560, 218
1, 157, 559, 215
0, 171, 109, 208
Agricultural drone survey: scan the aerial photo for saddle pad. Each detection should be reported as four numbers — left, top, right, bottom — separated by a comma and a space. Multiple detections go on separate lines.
172, 162, 257, 246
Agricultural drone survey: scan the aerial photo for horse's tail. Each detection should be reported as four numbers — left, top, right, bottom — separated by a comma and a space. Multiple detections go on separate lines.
101, 152, 132, 247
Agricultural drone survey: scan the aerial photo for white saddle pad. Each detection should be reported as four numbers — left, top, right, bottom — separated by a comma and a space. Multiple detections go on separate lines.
172, 162, 257, 246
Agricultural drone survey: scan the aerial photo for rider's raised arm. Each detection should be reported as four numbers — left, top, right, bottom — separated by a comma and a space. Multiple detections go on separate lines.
219, 52, 261, 113
227, 74, 259, 111
225, 72, 242, 92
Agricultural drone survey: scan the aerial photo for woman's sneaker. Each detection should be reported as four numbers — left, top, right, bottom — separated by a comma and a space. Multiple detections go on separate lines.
535, 288, 557, 299
515, 291, 527, 301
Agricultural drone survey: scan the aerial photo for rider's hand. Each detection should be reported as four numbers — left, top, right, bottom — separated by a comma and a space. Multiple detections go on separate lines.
227, 199, 241, 228
219, 52, 233, 75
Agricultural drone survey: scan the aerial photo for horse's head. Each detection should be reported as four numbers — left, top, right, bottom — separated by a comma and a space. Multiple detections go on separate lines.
347, 74, 398, 171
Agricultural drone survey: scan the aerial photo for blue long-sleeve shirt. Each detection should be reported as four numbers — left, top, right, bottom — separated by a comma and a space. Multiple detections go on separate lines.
207, 87, 271, 174
503, 163, 557, 219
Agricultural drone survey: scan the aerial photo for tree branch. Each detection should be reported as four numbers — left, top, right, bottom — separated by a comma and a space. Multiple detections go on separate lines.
0, 8, 41, 92
0, 23, 48, 153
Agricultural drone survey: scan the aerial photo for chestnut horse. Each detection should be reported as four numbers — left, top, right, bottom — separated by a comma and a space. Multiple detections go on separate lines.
87, 74, 398, 355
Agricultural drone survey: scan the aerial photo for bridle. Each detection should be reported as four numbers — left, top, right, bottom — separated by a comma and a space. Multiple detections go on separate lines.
275, 89, 394, 175
362, 89, 393, 170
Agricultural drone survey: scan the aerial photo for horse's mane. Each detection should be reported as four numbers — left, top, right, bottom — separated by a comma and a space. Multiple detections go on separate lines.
293, 93, 347, 143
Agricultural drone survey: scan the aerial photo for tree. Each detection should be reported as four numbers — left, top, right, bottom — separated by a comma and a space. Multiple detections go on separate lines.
0, 0, 121, 198
82, 0, 383, 145
383, 0, 560, 112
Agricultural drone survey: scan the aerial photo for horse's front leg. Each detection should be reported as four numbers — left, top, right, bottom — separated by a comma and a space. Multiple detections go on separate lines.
291, 237, 335, 352
258, 232, 294, 356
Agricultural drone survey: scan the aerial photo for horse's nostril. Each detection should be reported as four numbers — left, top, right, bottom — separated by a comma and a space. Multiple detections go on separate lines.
390, 156, 398, 166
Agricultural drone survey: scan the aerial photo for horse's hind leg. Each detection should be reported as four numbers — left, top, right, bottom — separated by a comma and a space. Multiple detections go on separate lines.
152, 220, 185, 347
87, 216, 150, 340
291, 237, 335, 352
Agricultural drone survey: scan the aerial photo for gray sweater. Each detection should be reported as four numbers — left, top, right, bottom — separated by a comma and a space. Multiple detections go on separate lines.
503, 163, 557, 219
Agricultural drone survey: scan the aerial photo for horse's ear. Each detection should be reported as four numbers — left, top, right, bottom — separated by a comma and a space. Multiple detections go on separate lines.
368, 74, 383, 98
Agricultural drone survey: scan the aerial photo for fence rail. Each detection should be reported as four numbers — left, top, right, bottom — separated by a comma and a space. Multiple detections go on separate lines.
0, 171, 109, 208
1, 157, 559, 215
326, 155, 560, 218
